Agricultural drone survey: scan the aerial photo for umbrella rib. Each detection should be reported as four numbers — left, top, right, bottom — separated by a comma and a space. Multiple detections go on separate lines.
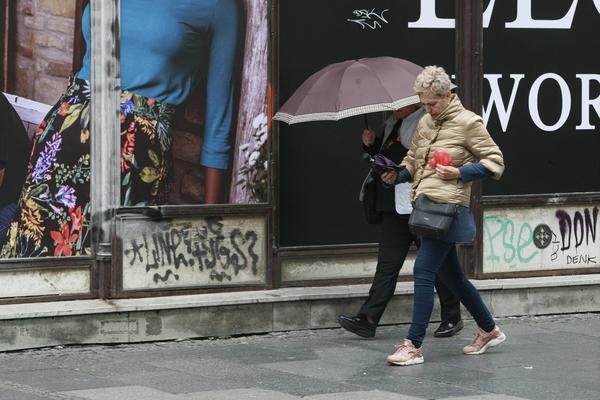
333, 64, 349, 112
292, 62, 352, 114
355, 60, 396, 104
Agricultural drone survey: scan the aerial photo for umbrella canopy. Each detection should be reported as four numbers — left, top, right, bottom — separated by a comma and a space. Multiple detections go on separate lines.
273, 57, 424, 124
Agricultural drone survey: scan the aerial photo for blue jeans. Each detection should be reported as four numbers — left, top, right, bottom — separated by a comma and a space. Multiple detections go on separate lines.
407, 210, 496, 347
443, 205, 477, 243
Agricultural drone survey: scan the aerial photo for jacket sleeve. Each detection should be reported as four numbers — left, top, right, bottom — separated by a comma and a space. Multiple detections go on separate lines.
400, 122, 420, 178
396, 168, 412, 184
464, 116, 505, 180
459, 162, 493, 183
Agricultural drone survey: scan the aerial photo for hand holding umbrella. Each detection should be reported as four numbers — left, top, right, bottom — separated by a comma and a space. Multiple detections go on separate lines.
362, 128, 376, 146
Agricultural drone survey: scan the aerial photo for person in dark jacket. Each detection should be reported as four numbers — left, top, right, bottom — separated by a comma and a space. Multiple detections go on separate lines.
337, 104, 463, 339
0, 92, 31, 246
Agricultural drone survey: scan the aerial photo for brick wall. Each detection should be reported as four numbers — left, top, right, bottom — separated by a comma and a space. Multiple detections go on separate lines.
13, 0, 75, 105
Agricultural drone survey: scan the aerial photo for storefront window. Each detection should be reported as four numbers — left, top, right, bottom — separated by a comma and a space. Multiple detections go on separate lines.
113, 0, 272, 294
1, 0, 91, 259
1, 0, 272, 262
127, 0, 271, 207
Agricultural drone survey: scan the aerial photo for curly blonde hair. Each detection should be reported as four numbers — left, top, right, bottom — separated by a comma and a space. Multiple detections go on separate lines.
413, 65, 452, 97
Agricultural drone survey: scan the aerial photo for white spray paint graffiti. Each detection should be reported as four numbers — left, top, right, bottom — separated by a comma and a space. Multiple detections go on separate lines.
347, 9, 390, 30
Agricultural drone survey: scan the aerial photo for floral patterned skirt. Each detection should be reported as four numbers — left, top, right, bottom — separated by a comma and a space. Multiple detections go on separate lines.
1, 77, 175, 258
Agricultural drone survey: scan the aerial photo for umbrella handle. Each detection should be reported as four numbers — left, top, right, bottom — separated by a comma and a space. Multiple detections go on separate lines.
363, 114, 369, 129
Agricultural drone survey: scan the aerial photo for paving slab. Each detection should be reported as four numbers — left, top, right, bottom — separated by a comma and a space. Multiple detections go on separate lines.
62, 386, 181, 400
0, 368, 120, 393
183, 388, 301, 400
444, 395, 530, 400
304, 390, 423, 399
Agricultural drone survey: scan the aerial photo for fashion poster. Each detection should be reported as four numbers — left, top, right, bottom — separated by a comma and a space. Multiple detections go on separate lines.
0, 0, 270, 259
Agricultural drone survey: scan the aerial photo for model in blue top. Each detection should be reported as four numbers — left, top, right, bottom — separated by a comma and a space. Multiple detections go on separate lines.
77, 0, 239, 175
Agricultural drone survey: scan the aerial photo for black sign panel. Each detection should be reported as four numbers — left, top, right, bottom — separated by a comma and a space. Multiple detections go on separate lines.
278, 1, 455, 246
482, 0, 600, 195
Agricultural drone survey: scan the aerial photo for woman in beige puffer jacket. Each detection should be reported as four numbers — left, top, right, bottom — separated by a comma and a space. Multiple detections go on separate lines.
383, 66, 506, 366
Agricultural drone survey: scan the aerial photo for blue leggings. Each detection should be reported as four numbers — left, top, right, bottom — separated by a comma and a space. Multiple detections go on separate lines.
407, 237, 495, 347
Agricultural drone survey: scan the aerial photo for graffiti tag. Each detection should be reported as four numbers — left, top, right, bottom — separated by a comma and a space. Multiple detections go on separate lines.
555, 207, 598, 251
484, 216, 539, 269
484, 206, 599, 272
123, 217, 260, 284
347, 8, 390, 30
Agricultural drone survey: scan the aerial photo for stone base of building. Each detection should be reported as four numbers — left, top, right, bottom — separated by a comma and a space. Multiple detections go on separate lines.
0, 274, 598, 352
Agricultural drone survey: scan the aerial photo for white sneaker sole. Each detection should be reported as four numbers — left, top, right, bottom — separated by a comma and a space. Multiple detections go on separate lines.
464, 332, 506, 355
387, 356, 425, 366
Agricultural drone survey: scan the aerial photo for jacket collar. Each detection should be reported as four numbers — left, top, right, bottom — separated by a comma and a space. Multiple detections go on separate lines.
434, 94, 464, 125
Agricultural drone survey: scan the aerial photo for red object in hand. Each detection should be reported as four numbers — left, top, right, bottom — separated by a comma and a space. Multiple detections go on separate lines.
428, 149, 453, 168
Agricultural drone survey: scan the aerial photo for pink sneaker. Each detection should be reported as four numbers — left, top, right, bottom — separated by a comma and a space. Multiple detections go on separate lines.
386, 339, 424, 366
463, 326, 506, 355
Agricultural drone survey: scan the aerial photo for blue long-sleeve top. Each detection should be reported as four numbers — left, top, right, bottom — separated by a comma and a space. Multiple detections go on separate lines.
77, 0, 238, 106
395, 162, 493, 184
458, 163, 494, 182
76, 1, 239, 169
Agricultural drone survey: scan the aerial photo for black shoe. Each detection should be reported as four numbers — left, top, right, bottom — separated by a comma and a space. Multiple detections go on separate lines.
337, 314, 376, 338
434, 320, 464, 337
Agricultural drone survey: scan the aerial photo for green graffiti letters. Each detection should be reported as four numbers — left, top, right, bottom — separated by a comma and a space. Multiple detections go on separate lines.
484, 216, 539, 269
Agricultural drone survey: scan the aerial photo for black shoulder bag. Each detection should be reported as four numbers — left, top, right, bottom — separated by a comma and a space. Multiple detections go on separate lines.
408, 194, 458, 239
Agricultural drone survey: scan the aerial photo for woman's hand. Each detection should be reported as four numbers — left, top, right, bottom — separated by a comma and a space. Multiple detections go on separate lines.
380, 170, 398, 185
435, 165, 460, 180
362, 128, 376, 146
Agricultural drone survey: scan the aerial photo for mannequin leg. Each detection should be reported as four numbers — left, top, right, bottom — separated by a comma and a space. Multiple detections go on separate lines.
204, 167, 224, 204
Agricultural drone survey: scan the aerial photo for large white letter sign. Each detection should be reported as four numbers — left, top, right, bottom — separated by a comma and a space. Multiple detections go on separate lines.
409, 0, 498, 28
409, 0, 454, 28
506, 0, 578, 29
529, 73, 571, 131
483, 74, 524, 132
483, 0, 497, 28
576, 74, 600, 130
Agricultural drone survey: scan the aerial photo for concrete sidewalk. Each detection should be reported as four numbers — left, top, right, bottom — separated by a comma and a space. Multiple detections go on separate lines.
0, 313, 598, 400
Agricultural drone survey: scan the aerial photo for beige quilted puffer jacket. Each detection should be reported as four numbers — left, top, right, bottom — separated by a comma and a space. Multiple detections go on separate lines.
401, 94, 504, 207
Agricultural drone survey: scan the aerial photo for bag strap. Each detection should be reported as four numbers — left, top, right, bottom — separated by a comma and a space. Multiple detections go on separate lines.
418, 122, 444, 180
424, 122, 443, 161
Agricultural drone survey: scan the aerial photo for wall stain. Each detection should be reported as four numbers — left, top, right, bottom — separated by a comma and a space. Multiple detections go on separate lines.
0, 326, 18, 346
145, 313, 162, 336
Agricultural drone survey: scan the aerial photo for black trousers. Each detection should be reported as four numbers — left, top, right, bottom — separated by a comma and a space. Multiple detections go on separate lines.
359, 212, 461, 325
